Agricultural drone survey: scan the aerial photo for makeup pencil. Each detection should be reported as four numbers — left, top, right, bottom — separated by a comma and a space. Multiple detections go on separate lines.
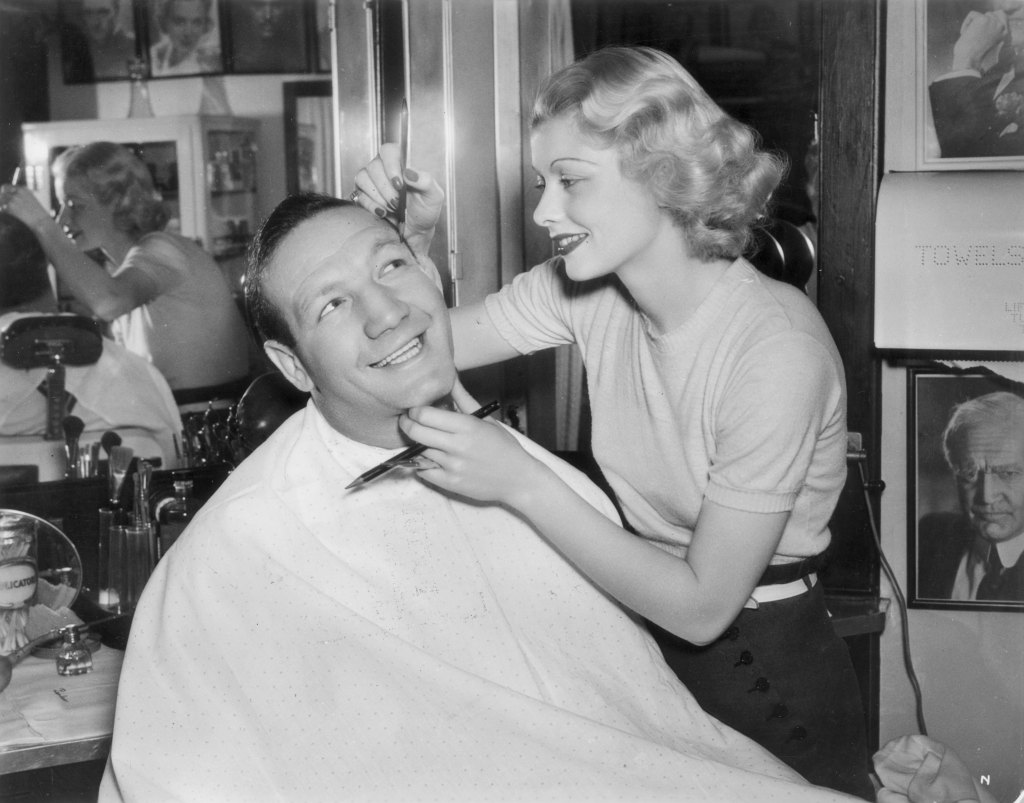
345, 400, 500, 489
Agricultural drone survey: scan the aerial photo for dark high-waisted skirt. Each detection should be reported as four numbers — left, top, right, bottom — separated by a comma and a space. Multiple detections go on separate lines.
649, 579, 875, 800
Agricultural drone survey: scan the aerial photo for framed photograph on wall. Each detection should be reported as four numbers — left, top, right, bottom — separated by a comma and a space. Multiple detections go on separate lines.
908, 366, 1024, 612
145, 0, 225, 78
284, 80, 336, 196
225, 0, 311, 74
59, 0, 145, 83
885, 0, 1024, 171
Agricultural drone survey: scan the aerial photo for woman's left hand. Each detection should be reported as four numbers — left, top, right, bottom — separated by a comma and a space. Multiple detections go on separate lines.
0, 184, 55, 233
399, 405, 548, 507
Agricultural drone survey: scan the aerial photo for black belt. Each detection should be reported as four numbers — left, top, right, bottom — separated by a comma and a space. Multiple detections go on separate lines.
757, 553, 827, 586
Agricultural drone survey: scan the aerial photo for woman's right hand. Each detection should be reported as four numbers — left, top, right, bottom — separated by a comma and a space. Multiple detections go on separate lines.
0, 184, 58, 235
350, 143, 444, 258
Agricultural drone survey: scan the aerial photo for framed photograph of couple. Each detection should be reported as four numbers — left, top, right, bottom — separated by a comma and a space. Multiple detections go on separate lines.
908, 366, 1024, 612
886, 0, 1024, 171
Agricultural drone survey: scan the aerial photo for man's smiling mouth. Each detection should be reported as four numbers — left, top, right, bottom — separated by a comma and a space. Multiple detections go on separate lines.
553, 233, 588, 256
370, 337, 423, 368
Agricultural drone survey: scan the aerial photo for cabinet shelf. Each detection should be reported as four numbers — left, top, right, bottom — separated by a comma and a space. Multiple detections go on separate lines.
210, 188, 256, 198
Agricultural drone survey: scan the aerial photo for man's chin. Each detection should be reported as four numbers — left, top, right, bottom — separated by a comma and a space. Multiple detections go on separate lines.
973, 522, 1023, 543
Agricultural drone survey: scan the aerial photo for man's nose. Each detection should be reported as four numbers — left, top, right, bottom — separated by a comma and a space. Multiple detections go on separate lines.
362, 287, 409, 339
975, 471, 999, 504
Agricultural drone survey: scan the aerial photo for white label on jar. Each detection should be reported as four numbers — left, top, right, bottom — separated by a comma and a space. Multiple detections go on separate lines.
0, 559, 37, 608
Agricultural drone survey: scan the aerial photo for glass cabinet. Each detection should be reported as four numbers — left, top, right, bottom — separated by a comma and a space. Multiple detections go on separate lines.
20, 115, 260, 297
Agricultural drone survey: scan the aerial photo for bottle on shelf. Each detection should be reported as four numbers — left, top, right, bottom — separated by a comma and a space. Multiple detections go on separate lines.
154, 472, 200, 559
126, 58, 154, 119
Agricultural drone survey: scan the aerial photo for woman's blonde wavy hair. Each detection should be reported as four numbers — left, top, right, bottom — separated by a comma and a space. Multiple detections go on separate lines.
531, 46, 786, 262
53, 141, 168, 239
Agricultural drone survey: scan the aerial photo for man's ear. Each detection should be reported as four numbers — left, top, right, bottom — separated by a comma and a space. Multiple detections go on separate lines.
264, 340, 315, 393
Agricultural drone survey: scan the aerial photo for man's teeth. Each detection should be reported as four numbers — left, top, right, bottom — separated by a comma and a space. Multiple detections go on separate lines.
371, 337, 422, 368
554, 233, 587, 256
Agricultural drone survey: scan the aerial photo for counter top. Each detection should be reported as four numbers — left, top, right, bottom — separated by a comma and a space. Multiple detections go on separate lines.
0, 645, 123, 775
0, 595, 887, 779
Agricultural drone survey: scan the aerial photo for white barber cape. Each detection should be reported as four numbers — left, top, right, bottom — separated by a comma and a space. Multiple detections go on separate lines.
101, 402, 855, 803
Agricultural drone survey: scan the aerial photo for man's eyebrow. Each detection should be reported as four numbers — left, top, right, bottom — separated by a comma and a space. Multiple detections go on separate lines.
369, 229, 415, 258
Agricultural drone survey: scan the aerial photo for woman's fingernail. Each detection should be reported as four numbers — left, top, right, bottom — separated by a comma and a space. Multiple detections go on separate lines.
404, 168, 419, 182
391, 176, 404, 191
374, 207, 387, 218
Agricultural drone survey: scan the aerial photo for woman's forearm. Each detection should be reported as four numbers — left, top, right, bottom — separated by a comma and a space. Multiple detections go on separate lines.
506, 463, 763, 645
450, 302, 522, 370
31, 222, 141, 320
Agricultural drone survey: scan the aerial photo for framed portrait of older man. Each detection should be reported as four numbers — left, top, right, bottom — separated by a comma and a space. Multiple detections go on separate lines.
224, 0, 311, 74
59, 0, 144, 83
909, 366, 1024, 612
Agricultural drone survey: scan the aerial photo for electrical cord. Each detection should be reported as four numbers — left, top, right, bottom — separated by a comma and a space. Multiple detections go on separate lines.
852, 456, 929, 736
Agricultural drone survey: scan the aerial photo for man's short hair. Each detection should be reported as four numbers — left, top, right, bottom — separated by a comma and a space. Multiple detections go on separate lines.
245, 193, 355, 350
942, 391, 1024, 469
0, 212, 50, 310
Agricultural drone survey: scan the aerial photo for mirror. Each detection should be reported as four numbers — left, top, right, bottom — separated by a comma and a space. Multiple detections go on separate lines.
572, 0, 821, 292
283, 80, 336, 197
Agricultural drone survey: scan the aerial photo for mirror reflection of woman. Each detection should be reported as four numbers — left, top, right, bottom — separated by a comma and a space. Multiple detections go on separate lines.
0, 142, 250, 402
354, 46, 873, 800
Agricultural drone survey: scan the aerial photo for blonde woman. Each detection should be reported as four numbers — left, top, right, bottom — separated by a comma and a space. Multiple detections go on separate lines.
0, 142, 249, 401
354, 46, 872, 799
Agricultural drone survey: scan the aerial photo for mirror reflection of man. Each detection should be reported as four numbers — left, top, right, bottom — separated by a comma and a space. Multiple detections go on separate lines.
929, 0, 1024, 158
0, 213, 182, 469
80, 0, 137, 79
918, 391, 1024, 602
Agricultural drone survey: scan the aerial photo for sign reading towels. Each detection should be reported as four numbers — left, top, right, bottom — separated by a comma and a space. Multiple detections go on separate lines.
874, 171, 1024, 355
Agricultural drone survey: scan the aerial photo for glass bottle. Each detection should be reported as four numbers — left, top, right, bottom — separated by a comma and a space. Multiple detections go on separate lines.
57, 628, 93, 676
126, 58, 154, 119
155, 473, 199, 558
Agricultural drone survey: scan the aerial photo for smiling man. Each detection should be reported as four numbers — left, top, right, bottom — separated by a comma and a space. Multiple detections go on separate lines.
249, 194, 457, 446
100, 195, 856, 803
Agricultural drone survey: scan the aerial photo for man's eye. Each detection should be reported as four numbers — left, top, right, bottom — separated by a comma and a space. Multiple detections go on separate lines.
995, 469, 1022, 483
318, 298, 346, 320
380, 258, 409, 276
955, 468, 979, 484
533, 176, 546, 192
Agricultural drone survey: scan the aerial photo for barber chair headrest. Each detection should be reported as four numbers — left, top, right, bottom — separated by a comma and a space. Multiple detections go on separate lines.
747, 219, 816, 291
1, 315, 103, 370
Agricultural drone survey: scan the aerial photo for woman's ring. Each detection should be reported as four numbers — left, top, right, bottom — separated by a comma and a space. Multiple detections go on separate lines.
349, 190, 361, 204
